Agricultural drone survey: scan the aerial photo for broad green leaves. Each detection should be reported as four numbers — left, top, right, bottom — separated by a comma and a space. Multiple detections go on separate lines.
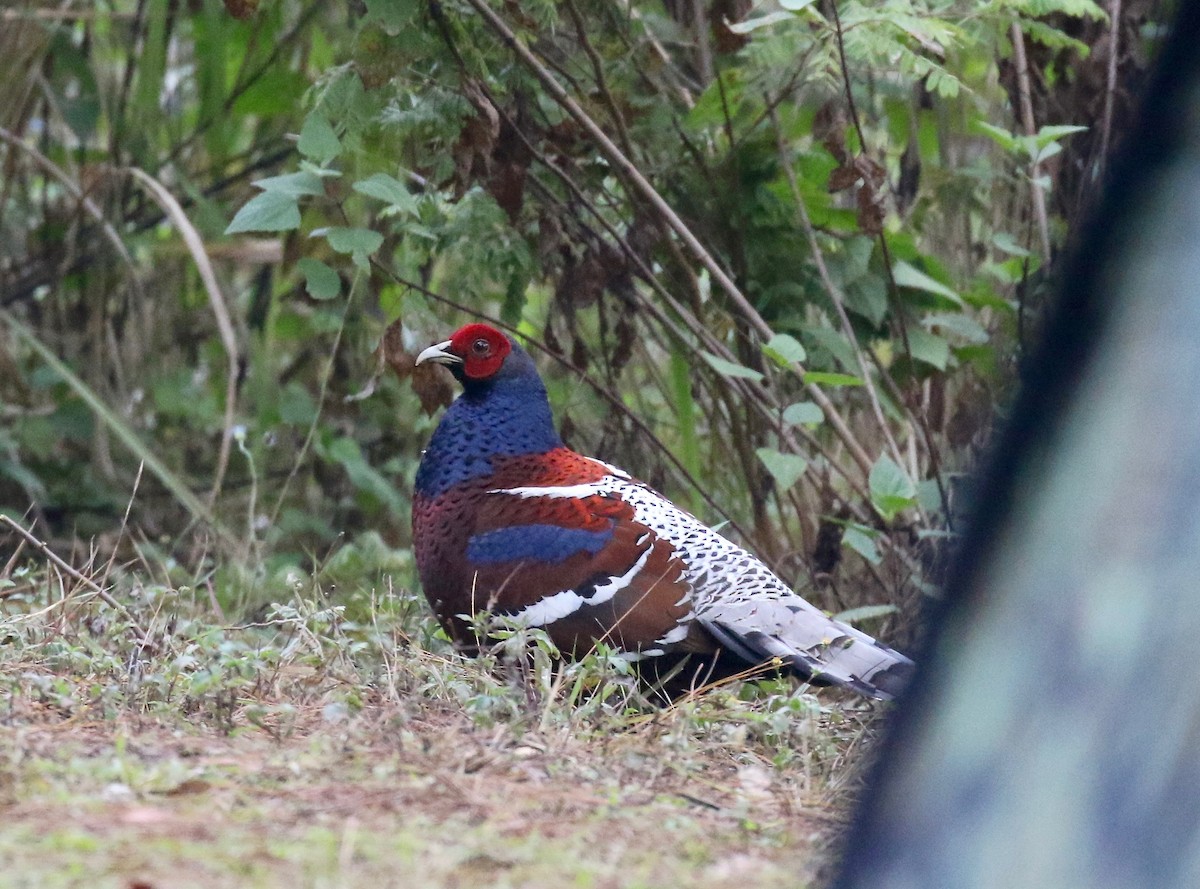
253, 171, 326, 197
804, 371, 864, 387
976, 121, 1089, 165
904, 328, 951, 371
703, 353, 764, 382
844, 523, 882, 565
870, 455, 917, 521
892, 261, 962, 306
763, 333, 807, 367
226, 108, 398, 277
225, 171, 327, 234
756, 448, 809, 490
353, 173, 418, 216
324, 227, 384, 270
319, 435, 406, 515
704, 335, 806, 382
783, 401, 824, 426
225, 190, 301, 234
297, 113, 341, 165
363, 0, 422, 31
298, 258, 341, 300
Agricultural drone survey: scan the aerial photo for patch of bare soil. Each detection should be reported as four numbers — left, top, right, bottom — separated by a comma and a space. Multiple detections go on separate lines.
0, 700, 854, 888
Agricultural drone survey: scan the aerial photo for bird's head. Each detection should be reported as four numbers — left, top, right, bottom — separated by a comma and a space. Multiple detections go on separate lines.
416, 323, 538, 390
413, 323, 560, 494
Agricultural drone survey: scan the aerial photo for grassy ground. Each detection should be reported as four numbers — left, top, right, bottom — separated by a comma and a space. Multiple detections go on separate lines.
0, 535, 887, 888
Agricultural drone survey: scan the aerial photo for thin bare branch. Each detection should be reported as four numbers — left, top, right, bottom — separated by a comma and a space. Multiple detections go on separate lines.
767, 106, 910, 481
265, 272, 358, 535
125, 166, 242, 507
563, 0, 635, 158
458, 0, 874, 479
824, 2, 953, 523
0, 126, 138, 280
1010, 22, 1052, 261
0, 514, 150, 643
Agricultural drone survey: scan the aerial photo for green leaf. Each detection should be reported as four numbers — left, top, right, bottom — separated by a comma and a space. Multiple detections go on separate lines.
298, 258, 341, 300
904, 328, 950, 370
992, 232, 1031, 257
892, 260, 962, 306
1035, 141, 1064, 165
254, 171, 326, 197
843, 524, 881, 565
804, 325, 858, 369
322, 227, 383, 271
325, 227, 384, 255
279, 383, 318, 425
924, 312, 990, 344
975, 121, 1016, 152
833, 604, 898, 625
364, 0, 420, 31
916, 478, 946, 514
726, 11, 795, 33
1021, 19, 1091, 54
703, 352, 764, 382
298, 113, 341, 164
352, 173, 418, 215
803, 371, 863, 387
1035, 124, 1088, 149
844, 274, 888, 326
323, 435, 405, 514
669, 347, 704, 516
763, 333, 807, 368
779, 0, 817, 8
870, 455, 917, 521
782, 401, 824, 426
755, 447, 808, 490
225, 191, 300, 234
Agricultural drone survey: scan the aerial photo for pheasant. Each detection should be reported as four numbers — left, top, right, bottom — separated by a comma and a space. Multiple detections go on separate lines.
412, 323, 914, 700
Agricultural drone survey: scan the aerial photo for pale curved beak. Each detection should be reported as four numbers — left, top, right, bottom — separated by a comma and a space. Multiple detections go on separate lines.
415, 340, 462, 366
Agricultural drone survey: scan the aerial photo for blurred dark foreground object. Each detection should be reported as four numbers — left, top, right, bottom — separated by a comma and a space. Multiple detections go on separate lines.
836, 4, 1200, 888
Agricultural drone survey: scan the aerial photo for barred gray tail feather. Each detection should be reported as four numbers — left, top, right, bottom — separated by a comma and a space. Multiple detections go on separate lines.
700, 607, 914, 701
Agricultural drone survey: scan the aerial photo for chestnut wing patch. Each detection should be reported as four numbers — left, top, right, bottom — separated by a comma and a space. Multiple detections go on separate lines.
463, 494, 694, 656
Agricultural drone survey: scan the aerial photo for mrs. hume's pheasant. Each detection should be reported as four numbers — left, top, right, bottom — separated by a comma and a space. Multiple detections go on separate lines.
412, 323, 914, 700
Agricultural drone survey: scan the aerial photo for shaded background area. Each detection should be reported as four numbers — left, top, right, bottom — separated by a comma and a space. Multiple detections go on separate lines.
837, 2, 1200, 885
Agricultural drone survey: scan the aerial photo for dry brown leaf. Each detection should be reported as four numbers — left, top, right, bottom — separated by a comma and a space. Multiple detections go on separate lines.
411, 364, 457, 416
828, 164, 861, 193
222, 0, 259, 19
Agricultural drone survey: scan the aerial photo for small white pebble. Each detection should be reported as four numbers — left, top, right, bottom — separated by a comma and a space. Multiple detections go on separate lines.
102, 782, 134, 802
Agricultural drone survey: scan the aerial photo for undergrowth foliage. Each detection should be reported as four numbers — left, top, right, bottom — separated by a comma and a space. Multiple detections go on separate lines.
1, 552, 867, 784
0, 2, 1166, 628
0, 7, 1167, 882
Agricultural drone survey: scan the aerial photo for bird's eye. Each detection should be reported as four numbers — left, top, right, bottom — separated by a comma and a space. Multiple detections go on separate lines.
471, 338, 490, 355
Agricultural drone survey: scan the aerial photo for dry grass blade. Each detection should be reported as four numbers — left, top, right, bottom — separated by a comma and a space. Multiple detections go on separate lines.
0, 514, 150, 642
0, 126, 139, 286
124, 166, 241, 507
0, 308, 236, 550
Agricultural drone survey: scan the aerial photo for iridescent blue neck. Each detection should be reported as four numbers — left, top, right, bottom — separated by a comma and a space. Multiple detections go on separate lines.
414, 372, 562, 498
